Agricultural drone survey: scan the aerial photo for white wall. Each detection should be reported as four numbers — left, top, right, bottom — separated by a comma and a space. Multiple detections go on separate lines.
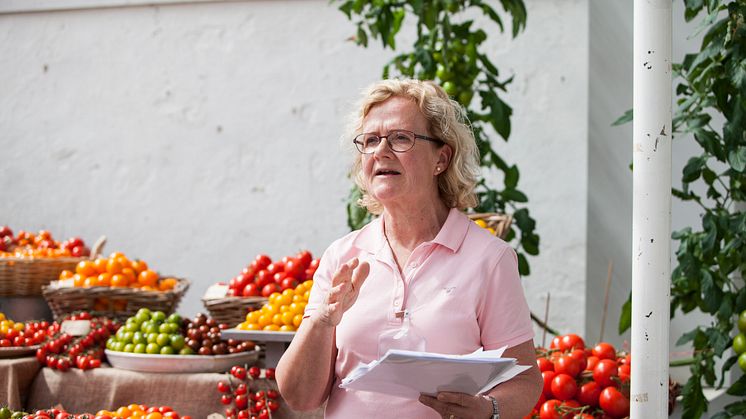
0, 1, 589, 338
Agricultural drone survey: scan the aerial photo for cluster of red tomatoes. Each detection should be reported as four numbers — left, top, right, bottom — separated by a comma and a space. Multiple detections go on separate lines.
526, 334, 630, 419
226, 251, 319, 298
0, 318, 49, 348
35, 312, 119, 371
0, 226, 90, 257
217, 365, 280, 419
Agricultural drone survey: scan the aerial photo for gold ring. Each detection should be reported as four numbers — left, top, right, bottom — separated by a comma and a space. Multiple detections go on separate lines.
449, 415, 455, 419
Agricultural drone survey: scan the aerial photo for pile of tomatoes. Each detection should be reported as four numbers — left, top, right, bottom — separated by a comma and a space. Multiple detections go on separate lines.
0, 405, 191, 419
59, 252, 178, 293
0, 312, 49, 348
217, 365, 280, 419
527, 334, 630, 419
35, 312, 120, 372
0, 226, 90, 258
226, 251, 319, 298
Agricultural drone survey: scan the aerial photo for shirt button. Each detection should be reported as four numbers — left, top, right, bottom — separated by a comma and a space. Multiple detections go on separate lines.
394, 299, 400, 305
409, 262, 417, 268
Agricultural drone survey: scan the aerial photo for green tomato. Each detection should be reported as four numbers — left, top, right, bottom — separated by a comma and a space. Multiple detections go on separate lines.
167, 313, 182, 325
158, 323, 171, 334
734, 333, 746, 354
179, 347, 195, 355
151, 311, 167, 323
160, 346, 176, 355
11, 412, 26, 419
123, 322, 138, 333
156, 333, 170, 347
170, 335, 186, 351
458, 90, 474, 106
106, 338, 115, 350
739, 352, 746, 373
147, 333, 159, 344
435, 64, 453, 82
0, 407, 11, 419
738, 310, 746, 333
133, 343, 147, 354
123, 343, 135, 353
132, 332, 146, 345
145, 343, 161, 355
113, 341, 125, 352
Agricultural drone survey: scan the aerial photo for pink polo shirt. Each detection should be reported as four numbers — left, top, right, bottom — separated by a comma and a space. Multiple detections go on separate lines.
304, 208, 534, 418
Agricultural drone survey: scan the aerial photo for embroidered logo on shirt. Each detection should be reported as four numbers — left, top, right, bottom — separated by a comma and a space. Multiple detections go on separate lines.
443, 286, 456, 295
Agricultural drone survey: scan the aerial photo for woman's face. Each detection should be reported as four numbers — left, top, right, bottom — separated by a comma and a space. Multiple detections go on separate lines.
360, 96, 446, 208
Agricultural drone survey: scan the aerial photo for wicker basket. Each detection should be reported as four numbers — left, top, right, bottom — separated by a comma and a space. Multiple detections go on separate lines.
41, 277, 190, 322
202, 296, 267, 327
467, 212, 513, 240
0, 237, 106, 297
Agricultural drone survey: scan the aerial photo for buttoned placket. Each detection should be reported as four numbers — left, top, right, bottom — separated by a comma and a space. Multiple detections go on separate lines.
376, 242, 435, 324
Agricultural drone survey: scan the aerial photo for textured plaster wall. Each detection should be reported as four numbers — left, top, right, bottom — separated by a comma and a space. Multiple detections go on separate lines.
0, 0, 589, 337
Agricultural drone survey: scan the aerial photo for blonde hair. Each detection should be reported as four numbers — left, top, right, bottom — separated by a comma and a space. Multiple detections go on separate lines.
346, 79, 480, 215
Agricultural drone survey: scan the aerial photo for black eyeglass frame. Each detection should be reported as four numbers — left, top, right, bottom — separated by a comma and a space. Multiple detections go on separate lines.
352, 129, 444, 154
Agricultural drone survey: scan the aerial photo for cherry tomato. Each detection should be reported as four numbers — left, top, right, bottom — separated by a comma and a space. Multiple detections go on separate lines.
599, 386, 630, 418
618, 363, 631, 383
537, 357, 553, 372
539, 399, 563, 419
249, 366, 261, 379
577, 381, 601, 407
592, 342, 617, 360
593, 359, 619, 388
550, 373, 578, 401
217, 381, 231, 393
254, 254, 272, 270
541, 371, 556, 398
568, 348, 588, 372
586, 355, 600, 371
560, 334, 585, 351
553, 354, 582, 378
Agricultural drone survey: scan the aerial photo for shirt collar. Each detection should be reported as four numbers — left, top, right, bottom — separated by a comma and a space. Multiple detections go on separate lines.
351, 207, 469, 254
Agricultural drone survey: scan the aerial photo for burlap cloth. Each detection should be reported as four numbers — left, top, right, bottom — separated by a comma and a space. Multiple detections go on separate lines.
0, 356, 42, 410
24, 364, 323, 418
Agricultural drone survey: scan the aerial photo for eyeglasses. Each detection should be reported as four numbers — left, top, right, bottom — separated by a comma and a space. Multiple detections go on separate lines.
352, 129, 444, 154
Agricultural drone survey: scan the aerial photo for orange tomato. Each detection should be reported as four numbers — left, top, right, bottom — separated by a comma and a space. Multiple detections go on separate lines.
158, 277, 177, 291
121, 267, 136, 285
73, 273, 85, 287
115, 407, 132, 417
145, 412, 162, 419
83, 276, 96, 287
59, 270, 74, 280
117, 256, 132, 270
93, 258, 109, 273
130, 259, 148, 274
76, 260, 97, 276
107, 258, 123, 274
109, 251, 125, 259
138, 270, 158, 287
111, 274, 127, 287
97, 273, 112, 287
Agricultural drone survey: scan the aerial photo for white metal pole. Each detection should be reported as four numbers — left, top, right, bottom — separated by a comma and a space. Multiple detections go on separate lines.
632, 0, 672, 417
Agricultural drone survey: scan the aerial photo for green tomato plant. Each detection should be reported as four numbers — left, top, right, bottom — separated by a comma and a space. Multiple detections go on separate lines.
616, 1, 746, 418
335, 0, 540, 276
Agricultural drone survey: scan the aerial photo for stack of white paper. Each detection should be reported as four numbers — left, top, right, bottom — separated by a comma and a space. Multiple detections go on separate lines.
339, 347, 530, 400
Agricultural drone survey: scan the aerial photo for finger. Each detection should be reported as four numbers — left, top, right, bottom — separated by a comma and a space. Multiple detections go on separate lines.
350, 261, 370, 294
331, 258, 359, 287
418, 395, 446, 414
436, 392, 472, 407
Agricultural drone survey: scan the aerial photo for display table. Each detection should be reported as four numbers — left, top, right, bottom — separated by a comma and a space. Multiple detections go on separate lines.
1, 357, 323, 418
0, 356, 41, 410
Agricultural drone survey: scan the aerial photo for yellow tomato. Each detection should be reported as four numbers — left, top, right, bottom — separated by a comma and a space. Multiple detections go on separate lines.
247, 323, 261, 331
293, 314, 303, 328
263, 324, 280, 331
277, 293, 292, 307
281, 312, 295, 326
279, 324, 296, 332
257, 314, 272, 328
272, 313, 283, 326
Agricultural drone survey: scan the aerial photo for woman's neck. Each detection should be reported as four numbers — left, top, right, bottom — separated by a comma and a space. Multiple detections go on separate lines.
382, 201, 450, 251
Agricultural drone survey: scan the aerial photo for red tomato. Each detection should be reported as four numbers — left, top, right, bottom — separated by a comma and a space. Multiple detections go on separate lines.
560, 334, 585, 351
539, 399, 563, 419
541, 371, 556, 398
550, 373, 578, 401
592, 342, 617, 360
537, 357, 554, 372
550, 336, 562, 350
273, 272, 288, 285
618, 363, 631, 383
280, 277, 299, 291
255, 270, 272, 288
261, 283, 279, 298
533, 392, 546, 411
266, 262, 283, 276
234, 394, 248, 410
242, 283, 260, 297
284, 258, 304, 279
577, 381, 601, 407
568, 348, 587, 372
158, 406, 173, 413
296, 250, 313, 268
586, 355, 600, 371
599, 386, 630, 418
554, 354, 582, 377
310, 259, 320, 269
255, 254, 272, 270
572, 414, 594, 419
163, 413, 179, 419
593, 359, 619, 388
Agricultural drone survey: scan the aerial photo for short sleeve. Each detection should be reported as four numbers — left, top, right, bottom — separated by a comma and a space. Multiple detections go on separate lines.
477, 247, 534, 349
303, 245, 337, 318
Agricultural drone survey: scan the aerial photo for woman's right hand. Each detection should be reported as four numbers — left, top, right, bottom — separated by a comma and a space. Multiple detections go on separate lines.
315, 257, 370, 327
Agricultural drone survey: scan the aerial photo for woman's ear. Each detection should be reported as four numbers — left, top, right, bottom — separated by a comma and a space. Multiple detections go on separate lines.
437, 144, 453, 171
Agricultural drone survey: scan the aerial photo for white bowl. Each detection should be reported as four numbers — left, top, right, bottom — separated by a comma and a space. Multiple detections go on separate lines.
105, 348, 260, 373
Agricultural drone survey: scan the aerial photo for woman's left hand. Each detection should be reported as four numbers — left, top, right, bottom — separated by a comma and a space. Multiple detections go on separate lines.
419, 392, 493, 419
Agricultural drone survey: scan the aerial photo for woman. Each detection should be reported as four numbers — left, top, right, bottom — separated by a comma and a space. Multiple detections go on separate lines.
276, 79, 542, 419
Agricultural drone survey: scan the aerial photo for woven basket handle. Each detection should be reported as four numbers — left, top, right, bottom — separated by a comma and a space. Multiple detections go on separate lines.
90, 236, 107, 260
